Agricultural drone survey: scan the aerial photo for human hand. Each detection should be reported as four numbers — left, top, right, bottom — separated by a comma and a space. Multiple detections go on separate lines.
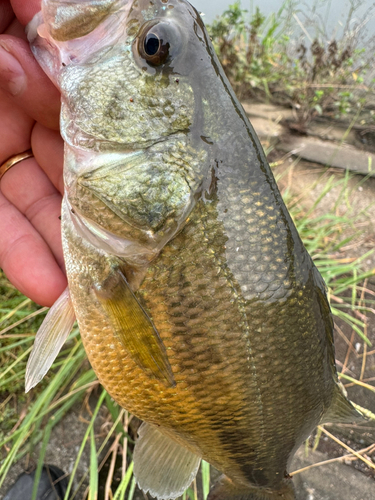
0, 0, 67, 307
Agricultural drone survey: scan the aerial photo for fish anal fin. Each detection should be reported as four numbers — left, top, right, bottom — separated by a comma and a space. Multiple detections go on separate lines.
134, 422, 201, 500
323, 384, 367, 424
94, 269, 175, 387
208, 475, 295, 500
25, 287, 76, 392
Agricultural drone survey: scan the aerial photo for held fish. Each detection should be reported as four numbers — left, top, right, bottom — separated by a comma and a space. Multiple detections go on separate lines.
25, 1, 364, 499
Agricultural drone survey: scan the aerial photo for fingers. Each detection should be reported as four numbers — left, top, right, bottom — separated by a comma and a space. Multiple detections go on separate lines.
0, 189, 67, 307
0, 0, 14, 32
0, 35, 60, 129
0, 101, 65, 306
0, 92, 33, 161
32, 123, 64, 195
0, 155, 64, 269
0, 0, 67, 306
10, 0, 41, 27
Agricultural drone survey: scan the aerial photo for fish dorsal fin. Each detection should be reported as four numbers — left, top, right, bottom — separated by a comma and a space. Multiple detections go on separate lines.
25, 287, 76, 392
134, 422, 201, 500
94, 270, 175, 387
323, 383, 366, 425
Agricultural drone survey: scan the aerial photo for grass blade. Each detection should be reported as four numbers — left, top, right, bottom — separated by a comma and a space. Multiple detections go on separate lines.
201, 460, 211, 500
63, 390, 106, 500
112, 461, 134, 500
88, 427, 98, 500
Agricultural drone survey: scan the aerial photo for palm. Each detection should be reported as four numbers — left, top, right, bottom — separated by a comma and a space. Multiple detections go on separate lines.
0, 0, 66, 306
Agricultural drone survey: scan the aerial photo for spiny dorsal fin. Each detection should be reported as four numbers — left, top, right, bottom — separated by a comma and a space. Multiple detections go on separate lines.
94, 269, 175, 387
134, 422, 201, 500
322, 383, 366, 425
25, 287, 76, 392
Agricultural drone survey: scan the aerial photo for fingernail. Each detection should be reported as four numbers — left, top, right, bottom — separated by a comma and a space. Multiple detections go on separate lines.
0, 42, 27, 96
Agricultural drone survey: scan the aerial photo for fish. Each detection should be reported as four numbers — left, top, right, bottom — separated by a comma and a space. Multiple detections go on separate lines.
25, 1, 364, 499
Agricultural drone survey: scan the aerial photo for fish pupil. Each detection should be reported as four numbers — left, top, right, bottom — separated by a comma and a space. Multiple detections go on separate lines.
144, 34, 160, 56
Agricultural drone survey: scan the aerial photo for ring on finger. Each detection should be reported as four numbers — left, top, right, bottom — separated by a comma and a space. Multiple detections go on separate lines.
0, 149, 34, 183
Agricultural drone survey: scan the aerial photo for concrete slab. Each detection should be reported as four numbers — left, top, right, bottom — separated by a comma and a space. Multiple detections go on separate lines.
307, 120, 361, 150
248, 116, 284, 140
243, 100, 375, 173
242, 102, 295, 122
278, 136, 375, 177
291, 448, 374, 500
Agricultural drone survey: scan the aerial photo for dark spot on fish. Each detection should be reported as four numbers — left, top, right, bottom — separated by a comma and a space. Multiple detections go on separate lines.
71, 208, 76, 214
58, 215, 62, 220
130, 98, 134, 102
62, 62, 66, 67
175, 78, 179, 84
284, 471, 291, 479
200, 136, 214, 145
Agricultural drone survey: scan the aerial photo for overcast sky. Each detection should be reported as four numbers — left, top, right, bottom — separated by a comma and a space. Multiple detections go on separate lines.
192, 0, 375, 38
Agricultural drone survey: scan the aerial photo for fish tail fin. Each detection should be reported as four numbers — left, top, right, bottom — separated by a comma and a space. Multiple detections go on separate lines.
208, 475, 295, 500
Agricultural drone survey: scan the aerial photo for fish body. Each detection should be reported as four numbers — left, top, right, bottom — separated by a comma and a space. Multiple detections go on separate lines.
26, 1, 363, 499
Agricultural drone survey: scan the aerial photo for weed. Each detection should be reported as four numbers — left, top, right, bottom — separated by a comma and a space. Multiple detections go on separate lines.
207, 0, 375, 127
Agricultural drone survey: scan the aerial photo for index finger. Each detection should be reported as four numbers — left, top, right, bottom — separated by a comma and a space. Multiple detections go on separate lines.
10, 0, 41, 26
0, 189, 67, 306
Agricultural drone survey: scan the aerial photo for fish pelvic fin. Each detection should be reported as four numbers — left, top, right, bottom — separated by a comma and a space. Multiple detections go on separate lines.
322, 382, 367, 425
25, 287, 76, 393
208, 475, 295, 500
134, 422, 201, 500
94, 269, 175, 387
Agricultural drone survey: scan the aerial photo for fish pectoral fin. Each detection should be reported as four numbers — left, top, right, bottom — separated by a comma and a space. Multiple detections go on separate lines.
42, 0, 118, 41
25, 287, 76, 393
208, 475, 295, 500
322, 383, 367, 424
134, 422, 201, 500
94, 270, 175, 387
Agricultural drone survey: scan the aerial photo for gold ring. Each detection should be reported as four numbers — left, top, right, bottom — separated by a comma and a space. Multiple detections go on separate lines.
0, 149, 34, 183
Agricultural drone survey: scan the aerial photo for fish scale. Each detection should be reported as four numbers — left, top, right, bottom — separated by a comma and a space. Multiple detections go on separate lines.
62, 194, 265, 481
25, 0, 364, 498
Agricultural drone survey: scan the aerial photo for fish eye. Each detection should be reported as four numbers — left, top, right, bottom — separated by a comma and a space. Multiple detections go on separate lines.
144, 33, 163, 57
137, 21, 181, 67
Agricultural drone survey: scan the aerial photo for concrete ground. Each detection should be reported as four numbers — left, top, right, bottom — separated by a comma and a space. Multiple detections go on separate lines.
292, 448, 374, 500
